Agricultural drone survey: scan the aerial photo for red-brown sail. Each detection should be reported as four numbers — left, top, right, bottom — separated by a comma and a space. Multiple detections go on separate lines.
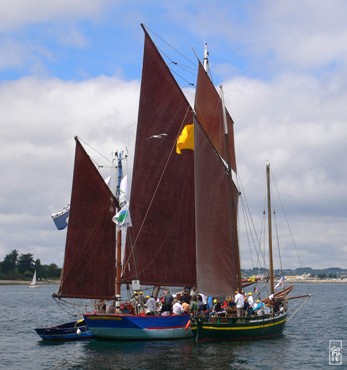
122, 27, 196, 287
56, 137, 117, 299
195, 63, 237, 173
194, 63, 241, 295
194, 119, 240, 296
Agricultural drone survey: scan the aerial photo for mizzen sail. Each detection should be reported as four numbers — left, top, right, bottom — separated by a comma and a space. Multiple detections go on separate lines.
194, 63, 241, 296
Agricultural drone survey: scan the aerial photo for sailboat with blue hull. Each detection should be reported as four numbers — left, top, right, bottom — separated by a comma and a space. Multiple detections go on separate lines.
54, 23, 195, 340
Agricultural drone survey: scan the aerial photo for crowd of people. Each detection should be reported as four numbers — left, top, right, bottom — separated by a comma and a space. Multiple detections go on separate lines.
96, 288, 285, 319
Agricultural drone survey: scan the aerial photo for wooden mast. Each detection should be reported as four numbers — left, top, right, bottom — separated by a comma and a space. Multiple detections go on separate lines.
266, 162, 275, 294
115, 151, 123, 307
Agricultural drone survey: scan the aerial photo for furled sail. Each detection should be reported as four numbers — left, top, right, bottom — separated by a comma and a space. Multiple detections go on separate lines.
194, 63, 241, 296
57, 137, 117, 299
122, 27, 196, 287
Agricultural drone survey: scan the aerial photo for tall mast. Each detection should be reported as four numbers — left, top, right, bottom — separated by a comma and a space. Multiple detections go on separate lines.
220, 85, 242, 293
266, 162, 275, 294
115, 151, 123, 300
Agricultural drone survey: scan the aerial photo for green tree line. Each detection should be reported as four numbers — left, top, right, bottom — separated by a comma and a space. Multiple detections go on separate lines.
0, 250, 61, 280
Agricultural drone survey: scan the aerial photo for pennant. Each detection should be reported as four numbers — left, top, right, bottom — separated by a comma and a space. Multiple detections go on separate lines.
176, 124, 194, 154
274, 277, 284, 290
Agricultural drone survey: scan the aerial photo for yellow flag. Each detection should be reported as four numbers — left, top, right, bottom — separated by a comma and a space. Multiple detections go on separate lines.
176, 124, 194, 154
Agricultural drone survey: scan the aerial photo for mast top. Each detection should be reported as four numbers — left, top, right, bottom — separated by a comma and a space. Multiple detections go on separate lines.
203, 43, 209, 73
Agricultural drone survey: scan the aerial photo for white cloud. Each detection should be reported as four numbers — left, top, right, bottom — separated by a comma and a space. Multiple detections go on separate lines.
0, 0, 109, 31
0, 76, 139, 265
222, 69, 347, 269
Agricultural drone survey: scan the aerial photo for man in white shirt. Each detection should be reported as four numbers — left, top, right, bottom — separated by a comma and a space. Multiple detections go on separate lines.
247, 292, 254, 307
145, 295, 157, 315
234, 290, 244, 317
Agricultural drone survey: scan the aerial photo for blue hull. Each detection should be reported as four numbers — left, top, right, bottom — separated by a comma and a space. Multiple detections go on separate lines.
35, 320, 94, 341
83, 313, 193, 340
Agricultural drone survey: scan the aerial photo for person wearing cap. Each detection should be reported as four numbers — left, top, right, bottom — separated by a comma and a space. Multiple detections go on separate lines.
137, 291, 145, 314
253, 299, 265, 316
130, 292, 139, 314
144, 295, 157, 315
209, 298, 222, 319
247, 292, 254, 307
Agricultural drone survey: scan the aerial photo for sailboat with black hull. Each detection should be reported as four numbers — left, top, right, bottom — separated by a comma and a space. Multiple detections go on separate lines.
187, 54, 299, 341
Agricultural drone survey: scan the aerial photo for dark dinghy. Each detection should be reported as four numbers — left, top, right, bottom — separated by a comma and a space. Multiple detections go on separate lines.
35, 319, 94, 341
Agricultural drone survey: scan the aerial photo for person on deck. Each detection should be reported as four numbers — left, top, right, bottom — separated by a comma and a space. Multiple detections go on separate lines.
172, 298, 184, 315
253, 299, 265, 315
197, 294, 205, 313
137, 291, 145, 314
145, 295, 157, 315
130, 292, 139, 314
247, 292, 254, 307
190, 295, 199, 314
163, 290, 174, 306
182, 300, 190, 313
160, 302, 172, 315
243, 296, 251, 316
209, 299, 222, 319
234, 290, 244, 317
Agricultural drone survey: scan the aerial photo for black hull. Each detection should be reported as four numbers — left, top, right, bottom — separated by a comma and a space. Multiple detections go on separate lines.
191, 312, 287, 342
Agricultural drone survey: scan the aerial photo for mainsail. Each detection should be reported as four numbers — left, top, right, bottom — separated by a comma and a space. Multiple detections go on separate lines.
122, 27, 196, 287
56, 137, 117, 299
194, 63, 241, 296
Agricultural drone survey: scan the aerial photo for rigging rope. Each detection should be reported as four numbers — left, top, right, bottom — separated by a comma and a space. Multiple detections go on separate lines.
273, 209, 283, 272
287, 296, 311, 321
271, 170, 303, 268
144, 24, 198, 88
236, 174, 267, 270
77, 136, 114, 168
144, 24, 196, 68
53, 297, 89, 318
122, 106, 192, 279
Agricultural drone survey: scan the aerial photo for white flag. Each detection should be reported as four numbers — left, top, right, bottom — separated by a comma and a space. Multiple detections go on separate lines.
274, 277, 284, 290
119, 175, 128, 207
112, 204, 132, 228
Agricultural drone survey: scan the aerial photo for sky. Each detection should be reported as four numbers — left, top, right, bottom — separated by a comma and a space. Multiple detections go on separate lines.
1, 0, 346, 270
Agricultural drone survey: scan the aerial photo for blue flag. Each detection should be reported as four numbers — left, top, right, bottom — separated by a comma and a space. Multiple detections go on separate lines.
52, 203, 70, 230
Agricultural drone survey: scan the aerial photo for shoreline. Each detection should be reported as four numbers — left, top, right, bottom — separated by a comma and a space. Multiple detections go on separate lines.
284, 278, 347, 283
1, 279, 346, 286
0, 280, 59, 285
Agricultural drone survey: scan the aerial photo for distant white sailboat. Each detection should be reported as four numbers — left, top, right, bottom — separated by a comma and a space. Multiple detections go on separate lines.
29, 270, 39, 288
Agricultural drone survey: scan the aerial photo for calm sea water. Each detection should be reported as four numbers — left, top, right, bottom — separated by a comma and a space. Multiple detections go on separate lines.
0, 283, 345, 369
